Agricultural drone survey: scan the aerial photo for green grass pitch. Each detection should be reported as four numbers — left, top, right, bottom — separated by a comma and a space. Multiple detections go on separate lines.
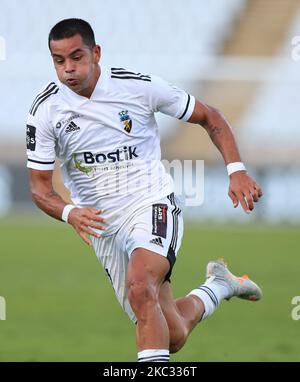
0, 216, 299, 361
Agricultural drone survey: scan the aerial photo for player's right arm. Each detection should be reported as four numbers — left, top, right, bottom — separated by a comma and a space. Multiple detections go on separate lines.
28, 169, 106, 245
26, 89, 105, 246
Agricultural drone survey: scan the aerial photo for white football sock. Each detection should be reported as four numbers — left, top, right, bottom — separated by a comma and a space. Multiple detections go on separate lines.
188, 276, 230, 320
138, 349, 170, 362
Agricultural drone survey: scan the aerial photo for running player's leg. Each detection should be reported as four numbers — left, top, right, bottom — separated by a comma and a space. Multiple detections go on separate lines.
158, 281, 205, 353
126, 249, 209, 359
125, 193, 262, 360
127, 248, 171, 362
159, 259, 263, 354
126, 249, 216, 356
125, 193, 184, 361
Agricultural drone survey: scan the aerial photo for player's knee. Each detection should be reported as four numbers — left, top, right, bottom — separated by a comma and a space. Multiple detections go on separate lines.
127, 279, 157, 314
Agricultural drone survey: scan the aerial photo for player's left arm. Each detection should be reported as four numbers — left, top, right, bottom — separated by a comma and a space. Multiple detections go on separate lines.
187, 99, 263, 213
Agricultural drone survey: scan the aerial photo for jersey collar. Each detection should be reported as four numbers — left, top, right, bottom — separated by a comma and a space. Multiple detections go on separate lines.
90, 65, 109, 100
58, 65, 108, 106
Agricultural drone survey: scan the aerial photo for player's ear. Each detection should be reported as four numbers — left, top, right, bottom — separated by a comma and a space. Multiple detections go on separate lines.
93, 45, 101, 63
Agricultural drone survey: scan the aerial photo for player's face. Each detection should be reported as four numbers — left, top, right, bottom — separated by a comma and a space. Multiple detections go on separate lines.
50, 34, 100, 96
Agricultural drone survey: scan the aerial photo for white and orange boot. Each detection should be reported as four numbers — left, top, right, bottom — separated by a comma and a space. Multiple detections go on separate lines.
205, 258, 262, 302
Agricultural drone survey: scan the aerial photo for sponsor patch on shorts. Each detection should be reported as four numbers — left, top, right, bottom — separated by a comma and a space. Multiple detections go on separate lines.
152, 204, 167, 238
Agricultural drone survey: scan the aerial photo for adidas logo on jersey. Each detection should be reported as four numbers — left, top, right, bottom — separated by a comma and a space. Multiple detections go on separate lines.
150, 237, 164, 248
65, 121, 80, 134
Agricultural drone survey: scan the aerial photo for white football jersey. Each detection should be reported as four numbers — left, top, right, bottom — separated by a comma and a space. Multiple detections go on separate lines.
26, 66, 195, 235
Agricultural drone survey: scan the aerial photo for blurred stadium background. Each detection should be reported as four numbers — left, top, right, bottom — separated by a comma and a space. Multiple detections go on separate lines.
0, 0, 300, 361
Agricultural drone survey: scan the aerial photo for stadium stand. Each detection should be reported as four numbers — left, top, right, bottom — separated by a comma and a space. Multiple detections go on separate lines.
240, 5, 300, 164
1, 0, 299, 221
0, 0, 246, 149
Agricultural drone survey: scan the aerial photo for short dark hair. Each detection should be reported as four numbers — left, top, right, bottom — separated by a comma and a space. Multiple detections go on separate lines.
48, 18, 96, 51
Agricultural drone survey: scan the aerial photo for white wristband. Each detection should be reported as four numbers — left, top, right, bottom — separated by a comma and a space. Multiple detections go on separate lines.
227, 162, 246, 176
62, 204, 76, 223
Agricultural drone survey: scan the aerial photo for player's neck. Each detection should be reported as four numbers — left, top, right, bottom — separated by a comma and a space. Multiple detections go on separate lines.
78, 65, 101, 99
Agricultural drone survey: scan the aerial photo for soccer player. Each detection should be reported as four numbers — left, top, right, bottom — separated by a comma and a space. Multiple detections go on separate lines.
27, 19, 263, 362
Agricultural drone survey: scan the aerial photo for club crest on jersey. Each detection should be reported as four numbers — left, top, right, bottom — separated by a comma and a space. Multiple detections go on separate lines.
118, 110, 132, 133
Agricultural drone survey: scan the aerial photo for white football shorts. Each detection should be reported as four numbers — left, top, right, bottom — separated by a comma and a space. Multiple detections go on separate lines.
91, 193, 184, 322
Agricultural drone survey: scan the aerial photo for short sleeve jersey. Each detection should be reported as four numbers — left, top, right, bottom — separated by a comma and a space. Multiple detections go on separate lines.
26, 66, 195, 235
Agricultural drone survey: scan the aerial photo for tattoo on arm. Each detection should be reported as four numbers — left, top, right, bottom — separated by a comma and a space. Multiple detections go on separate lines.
44, 190, 60, 199
210, 125, 222, 139
194, 107, 241, 163
205, 123, 222, 140
32, 187, 66, 221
